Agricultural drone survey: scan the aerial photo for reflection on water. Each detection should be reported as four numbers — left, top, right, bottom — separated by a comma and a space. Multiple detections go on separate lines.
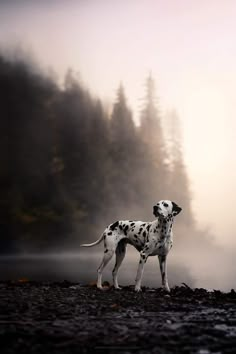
0, 248, 194, 288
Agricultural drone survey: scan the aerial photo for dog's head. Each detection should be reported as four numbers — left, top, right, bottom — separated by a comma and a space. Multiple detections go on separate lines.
153, 200, 182, 219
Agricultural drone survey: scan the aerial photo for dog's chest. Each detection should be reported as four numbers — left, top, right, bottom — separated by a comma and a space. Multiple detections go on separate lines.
149, 236, 173, 256
147, 223, 172, 255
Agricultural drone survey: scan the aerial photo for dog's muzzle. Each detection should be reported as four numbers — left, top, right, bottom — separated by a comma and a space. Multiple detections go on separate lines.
153, 205, 166, 218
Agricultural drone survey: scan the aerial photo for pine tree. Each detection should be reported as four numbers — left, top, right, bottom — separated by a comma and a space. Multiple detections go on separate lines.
139, 74, 170, 207
56, 71, 110, 225
85, 99, 112, 223
167, 109, 194, 225
109, 84, 140, 217
110, 83, 135, 142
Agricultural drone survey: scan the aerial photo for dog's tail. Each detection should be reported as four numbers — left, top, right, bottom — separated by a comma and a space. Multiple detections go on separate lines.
80, 233, 104, 248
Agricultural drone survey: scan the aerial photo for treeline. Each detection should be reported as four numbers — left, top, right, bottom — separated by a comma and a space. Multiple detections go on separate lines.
0, 54, 193, 252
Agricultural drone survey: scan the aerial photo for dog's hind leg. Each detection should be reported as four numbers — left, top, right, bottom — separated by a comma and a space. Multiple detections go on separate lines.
112, 240, 126, 289
97, 249, 114, 289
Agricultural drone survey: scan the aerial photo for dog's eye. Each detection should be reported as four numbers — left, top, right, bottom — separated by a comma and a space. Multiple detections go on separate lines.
163, 203, 168, 207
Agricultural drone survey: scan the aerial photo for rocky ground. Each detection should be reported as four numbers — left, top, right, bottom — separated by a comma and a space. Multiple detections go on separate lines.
0, 281, 236, 353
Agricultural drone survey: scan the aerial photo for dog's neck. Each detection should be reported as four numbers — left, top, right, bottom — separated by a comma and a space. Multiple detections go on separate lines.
155, 216, 174, 238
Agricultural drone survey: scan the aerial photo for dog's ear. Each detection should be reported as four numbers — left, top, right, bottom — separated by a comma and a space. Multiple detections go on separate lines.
172, 202, 182, 216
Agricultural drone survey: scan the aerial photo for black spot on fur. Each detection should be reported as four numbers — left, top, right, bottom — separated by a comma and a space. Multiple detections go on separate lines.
110, 221, 119, 231
124, 225, 129, 235
143, 231, 146, 238
147, 225, 150, 231
131, 222, 135, 226
104, 249, 108, 253
119, 225, 123, 230
107, 232, 112, 236
117, 239, 126, 254
138, 228, 143, 234
134, 234, 138, 238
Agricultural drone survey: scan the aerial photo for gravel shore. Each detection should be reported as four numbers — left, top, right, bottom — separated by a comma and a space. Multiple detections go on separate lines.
0, 281, 236, 353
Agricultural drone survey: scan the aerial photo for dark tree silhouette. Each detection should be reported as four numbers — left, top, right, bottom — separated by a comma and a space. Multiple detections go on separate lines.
166, 109, 194, 226
139, 74, 170, 207
109, 84, 140, 217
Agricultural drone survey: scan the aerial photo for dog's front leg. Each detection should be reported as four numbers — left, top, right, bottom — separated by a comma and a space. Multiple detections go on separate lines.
158, 255, 170, 292
135, 251, 148, 292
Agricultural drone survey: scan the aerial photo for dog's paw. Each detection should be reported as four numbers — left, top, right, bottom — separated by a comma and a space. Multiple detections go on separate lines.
114, 286, 122, 290
134, 287, 142, 293
161, 285, 170, 293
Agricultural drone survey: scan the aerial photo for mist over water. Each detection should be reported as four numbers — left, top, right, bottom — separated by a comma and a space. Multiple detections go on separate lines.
0, 250, 195, 289
1, 244, 235, 291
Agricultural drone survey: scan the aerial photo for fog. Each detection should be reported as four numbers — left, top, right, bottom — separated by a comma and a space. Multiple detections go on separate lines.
1, 0, 236, 290
1, 241, 235, 291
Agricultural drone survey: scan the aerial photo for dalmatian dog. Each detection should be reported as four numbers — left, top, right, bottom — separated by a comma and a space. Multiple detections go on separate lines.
81, 200, 182, 292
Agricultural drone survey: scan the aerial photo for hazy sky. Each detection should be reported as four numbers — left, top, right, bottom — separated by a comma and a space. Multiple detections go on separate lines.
1, 0, 236, 245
